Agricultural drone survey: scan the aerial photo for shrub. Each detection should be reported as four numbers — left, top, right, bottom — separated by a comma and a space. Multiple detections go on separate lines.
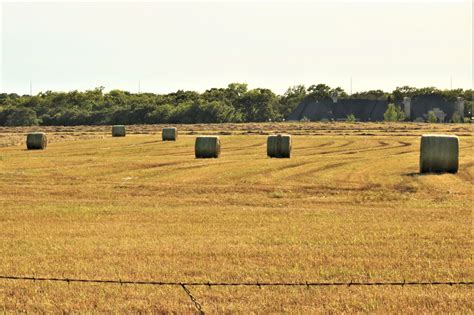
451, 111, 462, 123
427, 111, 438, 123
346, 114, 356, 122
300, 116, 310, 122
384, 103, 404, 122
5, 107, 40, 126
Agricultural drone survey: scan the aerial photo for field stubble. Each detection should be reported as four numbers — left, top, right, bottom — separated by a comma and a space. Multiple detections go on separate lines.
0, 122, 472, 312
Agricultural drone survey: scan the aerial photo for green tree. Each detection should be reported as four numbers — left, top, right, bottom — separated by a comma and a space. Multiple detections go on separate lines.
383, 104, 400, 122
166, 90, 200, 105
307, 83, 331, 99
0, 84, 471, 126
145, 104, 175, 123
192, 101, 242, 123
382, 104, 405, 122
464, 100, 473, 119
226, 83, 248, 101
279, 85, 307, 118
451, 111, 462, 123
169, 102, 194, 124
236, 88, 280, 122
5, 107, 40, 126
331, 87, 348, 98
397, 106, 406, 121
392, 86, 419, 101
427, 111, 438, 123
352, 89, 388, 100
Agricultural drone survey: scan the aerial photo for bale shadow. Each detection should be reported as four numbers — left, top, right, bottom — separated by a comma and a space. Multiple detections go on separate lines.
404, 172, 425, 177
404, 171, 455, 177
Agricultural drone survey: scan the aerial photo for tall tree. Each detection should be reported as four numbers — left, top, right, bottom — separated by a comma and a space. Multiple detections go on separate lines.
236, 88, 280, 122
279, 85, 307, 118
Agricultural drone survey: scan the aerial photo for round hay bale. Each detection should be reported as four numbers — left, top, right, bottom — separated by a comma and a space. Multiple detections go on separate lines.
195, 136, 220, 158
420, 134, 459, 173
162, 127, 178, 141
26, 132, 47, 150
267, 134, 292, 158
112, 125, 126, 137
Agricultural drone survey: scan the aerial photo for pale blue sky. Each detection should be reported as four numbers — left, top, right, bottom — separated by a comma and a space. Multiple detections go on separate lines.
1, 1, 472, 95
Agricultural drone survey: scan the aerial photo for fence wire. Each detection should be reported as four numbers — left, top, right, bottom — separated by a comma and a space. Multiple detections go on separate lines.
181, 283, 204, 314
1, 275, 472, 313
0, 275, 473, 287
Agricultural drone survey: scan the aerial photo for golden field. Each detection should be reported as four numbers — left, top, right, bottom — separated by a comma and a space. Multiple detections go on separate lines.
0, 122, 472, 313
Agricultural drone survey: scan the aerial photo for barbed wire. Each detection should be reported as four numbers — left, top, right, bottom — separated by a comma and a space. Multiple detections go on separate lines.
1, 275, 472, 313
1, 275, 472, 287
181, 283, 204, 314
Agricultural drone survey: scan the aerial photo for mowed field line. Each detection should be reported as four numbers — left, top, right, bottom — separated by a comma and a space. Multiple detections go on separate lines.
0, 134, 471, 196
0, 135, 471, 200
0, 127, 473, 312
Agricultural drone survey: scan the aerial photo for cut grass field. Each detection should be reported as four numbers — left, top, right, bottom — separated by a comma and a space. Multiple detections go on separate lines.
0, 123, 472, 312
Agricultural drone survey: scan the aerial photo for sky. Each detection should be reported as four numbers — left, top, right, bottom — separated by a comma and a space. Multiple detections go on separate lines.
0, 0, 472, 95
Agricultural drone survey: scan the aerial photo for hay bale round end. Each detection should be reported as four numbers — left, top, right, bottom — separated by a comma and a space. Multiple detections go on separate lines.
420, 134, 459, 173
195, 136, 220, 158
26, 132, 47, 150
112, 125, 126, 137
267, 134, 292, 158
162, 127, 178, 141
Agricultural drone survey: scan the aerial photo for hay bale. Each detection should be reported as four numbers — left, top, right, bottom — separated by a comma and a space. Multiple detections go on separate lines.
195, 136, 220, 158
112, 125, 126, 137
162, 127, 178, 141
267, 134, 292, 158
420, 134, 459, 173
26, 132, 47, 150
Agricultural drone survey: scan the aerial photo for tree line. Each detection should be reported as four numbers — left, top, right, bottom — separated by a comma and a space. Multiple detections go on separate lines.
0, 83, 472, 126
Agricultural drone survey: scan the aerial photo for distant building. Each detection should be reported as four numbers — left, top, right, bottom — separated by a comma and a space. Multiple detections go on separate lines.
288, 97, 389, 121
288, 94, 463, 122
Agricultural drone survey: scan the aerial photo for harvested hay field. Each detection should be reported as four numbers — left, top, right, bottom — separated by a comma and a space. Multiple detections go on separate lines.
0, 122, 472, 312
0, 122, 471, 148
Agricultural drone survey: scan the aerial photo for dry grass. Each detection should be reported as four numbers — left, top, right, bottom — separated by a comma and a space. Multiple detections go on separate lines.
0, 122, 472, 312
1, 121, 472, 148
